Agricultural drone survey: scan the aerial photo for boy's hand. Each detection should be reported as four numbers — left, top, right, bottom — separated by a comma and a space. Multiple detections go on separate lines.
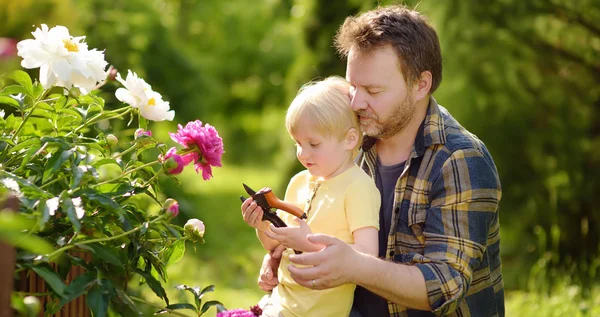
241, 197, 270, 232
265, 218, 322, 252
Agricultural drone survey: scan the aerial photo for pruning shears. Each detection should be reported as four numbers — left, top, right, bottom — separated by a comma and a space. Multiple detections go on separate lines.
240, 183, 307, 254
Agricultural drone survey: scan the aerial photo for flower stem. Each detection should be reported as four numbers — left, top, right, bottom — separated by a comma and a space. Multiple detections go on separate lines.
94, 160, 160, 186
14, 291, 53, 297
112, 144, 138, 160
129, 296, 191, 317
66, 107, 132, 137
10, 89, 51, 141
141, 166, 164, 187
45, 214, 168, 260
40, 176, 65, 189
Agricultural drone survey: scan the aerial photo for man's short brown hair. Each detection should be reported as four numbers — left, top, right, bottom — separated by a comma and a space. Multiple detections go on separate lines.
334, 5, 442, 93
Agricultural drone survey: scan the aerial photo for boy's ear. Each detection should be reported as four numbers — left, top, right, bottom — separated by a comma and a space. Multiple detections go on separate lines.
345, 128, 359, 150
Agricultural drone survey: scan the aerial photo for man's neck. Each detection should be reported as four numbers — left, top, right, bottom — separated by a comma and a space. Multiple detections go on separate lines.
376, 97, 429, 166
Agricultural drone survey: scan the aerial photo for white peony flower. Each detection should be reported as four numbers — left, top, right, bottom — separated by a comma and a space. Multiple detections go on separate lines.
115, 70, 175, 121
72, 197, 85, 219
1, 178, 22, 197
16, 24, 108, 94
46, 197, 59, 216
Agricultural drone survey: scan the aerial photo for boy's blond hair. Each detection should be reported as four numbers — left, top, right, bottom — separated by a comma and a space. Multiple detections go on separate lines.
285, 76, 361, 151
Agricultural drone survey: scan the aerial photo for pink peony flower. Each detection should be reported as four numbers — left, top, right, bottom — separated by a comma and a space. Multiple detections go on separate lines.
169, 120, 224, 180
159, 147, 192, 175
134, 128, 152, 139
216, 309, 256, 317
0, 38, 17, 58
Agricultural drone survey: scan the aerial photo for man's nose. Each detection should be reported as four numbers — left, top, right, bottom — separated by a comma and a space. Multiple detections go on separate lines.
350, 89, 367, 111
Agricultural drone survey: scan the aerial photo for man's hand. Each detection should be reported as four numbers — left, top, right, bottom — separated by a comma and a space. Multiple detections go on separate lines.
258, 244, 286, 292
287, 234, 358, 290
264, 219, 322, 252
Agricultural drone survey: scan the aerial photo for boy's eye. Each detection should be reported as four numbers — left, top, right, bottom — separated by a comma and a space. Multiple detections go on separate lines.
310, 143, 320, 147
367, 90, 381, 95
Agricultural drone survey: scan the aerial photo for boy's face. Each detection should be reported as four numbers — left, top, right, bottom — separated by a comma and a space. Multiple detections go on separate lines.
346, 45, 417, 139
291, 115, 353, 180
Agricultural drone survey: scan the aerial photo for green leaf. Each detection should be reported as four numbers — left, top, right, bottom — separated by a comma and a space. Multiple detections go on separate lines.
163, 240, 185, 266
0, 170, 52, 199
175, 284, 201, 299
0, 231, 54, 254
43, 149, 73, 183
60, 271, 96, 306
33, 82, 44, 99
61, 194, 81, 232
40, 137, 70, 150
0, 84, 28, 96
18, 144, 43, 172
201, 300, 224, 315
114, 289, 140, 316
155, 303, 197, 314
76, 243, 122, 266
216, 304, 227, 313
27, 264, 67, 298
37, 198, 53, 228
77, 190, 121, 211
87, 283, 109, 317
8, 70, 33, 97
199, 285, 215, 300
7, 137, 40, 157
0, 96, 21, 110
134, 269, 169, 305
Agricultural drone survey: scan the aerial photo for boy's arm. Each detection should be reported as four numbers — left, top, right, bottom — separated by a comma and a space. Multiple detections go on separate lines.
350, 226, 378, 256
256, 226, 281, 252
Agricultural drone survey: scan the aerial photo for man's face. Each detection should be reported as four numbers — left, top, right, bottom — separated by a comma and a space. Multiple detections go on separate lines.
346, 45, 416, 139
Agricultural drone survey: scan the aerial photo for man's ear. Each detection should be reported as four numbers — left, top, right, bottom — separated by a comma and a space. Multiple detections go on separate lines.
345, 128, 360, 150
412, 71, 432, 102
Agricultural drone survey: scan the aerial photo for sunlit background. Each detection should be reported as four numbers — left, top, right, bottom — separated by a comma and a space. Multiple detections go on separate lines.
1, 0, 599, 316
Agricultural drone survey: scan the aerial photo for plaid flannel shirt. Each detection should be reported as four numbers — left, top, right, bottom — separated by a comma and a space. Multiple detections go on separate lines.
356, 97, 504, 316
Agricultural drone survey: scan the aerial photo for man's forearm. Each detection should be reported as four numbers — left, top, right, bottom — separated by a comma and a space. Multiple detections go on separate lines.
351, 252, 432, 311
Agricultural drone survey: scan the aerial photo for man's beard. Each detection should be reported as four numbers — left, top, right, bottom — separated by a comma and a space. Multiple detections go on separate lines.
357, 92, 415, 139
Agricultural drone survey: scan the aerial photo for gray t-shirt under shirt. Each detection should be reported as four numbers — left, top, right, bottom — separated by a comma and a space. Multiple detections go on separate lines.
352, 158, 405, 317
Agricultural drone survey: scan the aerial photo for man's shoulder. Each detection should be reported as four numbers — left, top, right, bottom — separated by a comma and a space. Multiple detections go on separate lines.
437, 105, 490, 158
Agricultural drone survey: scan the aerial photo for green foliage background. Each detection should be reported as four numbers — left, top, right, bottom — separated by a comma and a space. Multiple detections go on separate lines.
1, 0, 599, 315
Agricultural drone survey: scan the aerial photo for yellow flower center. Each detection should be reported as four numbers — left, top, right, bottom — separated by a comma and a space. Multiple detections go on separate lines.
63, 39, 79, 52
148, 98, 156, 106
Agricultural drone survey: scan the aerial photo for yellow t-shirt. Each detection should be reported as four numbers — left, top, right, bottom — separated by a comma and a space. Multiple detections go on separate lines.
270, 164, 380, 317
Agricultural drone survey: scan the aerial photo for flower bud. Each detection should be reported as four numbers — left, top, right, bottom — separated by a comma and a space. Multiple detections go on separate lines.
106, 134, 118, 147
134, 128, 152, 139
184, 218, 205, 242
23, 296, 41, 317
164, 198, 179, 218
159, 147, 192, 175
106, 65, 118, 81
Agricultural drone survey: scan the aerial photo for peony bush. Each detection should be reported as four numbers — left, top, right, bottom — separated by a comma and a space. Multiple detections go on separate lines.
0, 24, 226, 316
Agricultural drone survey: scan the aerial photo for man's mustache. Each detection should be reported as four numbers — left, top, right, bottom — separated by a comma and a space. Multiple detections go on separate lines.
356, 110, 376, 120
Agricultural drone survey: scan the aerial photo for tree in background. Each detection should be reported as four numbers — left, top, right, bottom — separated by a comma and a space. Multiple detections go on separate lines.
431, 0, 600, 288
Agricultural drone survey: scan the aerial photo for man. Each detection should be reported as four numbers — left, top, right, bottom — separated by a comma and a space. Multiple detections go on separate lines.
259, 5, 503, 316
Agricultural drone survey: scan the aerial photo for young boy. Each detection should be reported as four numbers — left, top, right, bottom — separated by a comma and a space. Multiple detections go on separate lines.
240, 76, 380, 317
